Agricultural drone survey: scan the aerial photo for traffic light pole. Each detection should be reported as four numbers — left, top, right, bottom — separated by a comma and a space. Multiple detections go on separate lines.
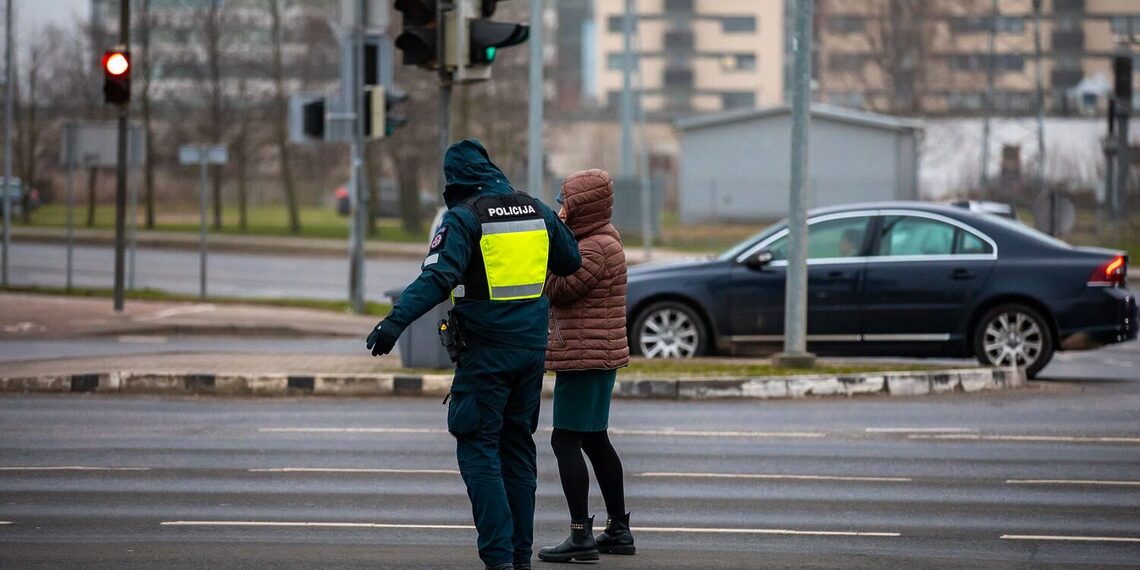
438, 1, 453, 199
1, 0, 12, 288
348, 0, 369, 315
113, 0, 130, 311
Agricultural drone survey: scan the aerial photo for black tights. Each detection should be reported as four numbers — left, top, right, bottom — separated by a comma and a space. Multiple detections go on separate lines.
550, 428, 626, 520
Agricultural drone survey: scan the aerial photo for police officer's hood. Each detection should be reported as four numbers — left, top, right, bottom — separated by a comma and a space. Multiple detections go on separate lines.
442, 139, 512, 208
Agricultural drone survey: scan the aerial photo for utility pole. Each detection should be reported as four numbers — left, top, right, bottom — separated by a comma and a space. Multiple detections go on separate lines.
348, 0, 369, 314
113, 0, 130, 311
619, 0, 634, 178
527, 0, 544, 203
1032, 0, 1049, 231
775, 0, 815, 368
438, 1, 453, 199
1, 0, 12, 288
980, 0, 998, 197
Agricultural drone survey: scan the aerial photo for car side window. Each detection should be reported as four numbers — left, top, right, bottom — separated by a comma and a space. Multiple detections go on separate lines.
767, 217, 870, 261
955, 230, 994, 255
876, 216, 955, 256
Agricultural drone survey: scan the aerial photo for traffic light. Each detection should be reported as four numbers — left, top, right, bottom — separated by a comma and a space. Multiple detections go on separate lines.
448, 0, 528, 82
364, 87, 408, 140
395, 0, 440, 68
102, 46, 130, 105
302, 98, 326, 139
1113, 55, 1133, 102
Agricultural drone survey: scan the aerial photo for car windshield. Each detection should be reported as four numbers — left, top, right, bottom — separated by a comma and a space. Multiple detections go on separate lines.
716, 223, 782, 261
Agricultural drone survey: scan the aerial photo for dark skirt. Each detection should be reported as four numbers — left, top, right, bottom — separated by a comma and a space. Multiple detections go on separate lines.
552, 369, 618, 432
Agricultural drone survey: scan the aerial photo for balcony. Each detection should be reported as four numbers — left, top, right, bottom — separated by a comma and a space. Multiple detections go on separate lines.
663, 30, 695, 52
663, 68, 694, 91
1051, 68, 1084, 89
1051, 29, 1085, 51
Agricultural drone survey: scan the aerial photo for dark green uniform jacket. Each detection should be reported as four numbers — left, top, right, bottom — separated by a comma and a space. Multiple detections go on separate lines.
383, 139, 581, 349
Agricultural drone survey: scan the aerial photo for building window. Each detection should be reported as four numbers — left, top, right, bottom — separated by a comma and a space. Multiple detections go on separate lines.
721, 53, 757, 72
950, 16, 1024, 34
664, 0, 693, 13
1110, 16, 1140, 36
721, 91, 756, 110
607, 15, 636, 33
949, 54, 1023, 72
607, 53, 637, 71
829, 53, 870, 72
948, 92, 984, 111
722, 16, 757, 33
828, 16, 866, 33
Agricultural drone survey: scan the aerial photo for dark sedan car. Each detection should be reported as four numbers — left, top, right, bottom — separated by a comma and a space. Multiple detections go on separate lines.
626, 202, 1136, 377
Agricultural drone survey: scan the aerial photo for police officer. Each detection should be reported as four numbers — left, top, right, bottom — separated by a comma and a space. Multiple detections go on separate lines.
367, 139, 581, 570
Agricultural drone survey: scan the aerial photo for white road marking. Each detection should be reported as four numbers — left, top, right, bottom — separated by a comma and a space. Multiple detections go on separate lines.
117, 335, 168, 344
636, 526, 900, 537
137, 304, 216, 321
258, 428, 449, 434
865, 427, 978, 434
608, 428, 825, 439
638, 472, 912, 483
1006, 479, 1140, 487
908, 434, 1140, 444
160, 521, 474, 530
158, 521, 897, 538
258, 427, 826, 439
1000, 534, 1140, 543
0, 466, 150, 471
0, 521, 11, 525
249, 468, 459, 475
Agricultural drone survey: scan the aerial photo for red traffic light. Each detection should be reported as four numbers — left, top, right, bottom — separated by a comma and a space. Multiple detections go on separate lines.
103, 48, 131, 105
103, 51, 130, 76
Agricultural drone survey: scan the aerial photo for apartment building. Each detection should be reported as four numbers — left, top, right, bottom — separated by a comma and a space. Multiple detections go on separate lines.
816, 0, 1140, 116
559, 0, 783, 119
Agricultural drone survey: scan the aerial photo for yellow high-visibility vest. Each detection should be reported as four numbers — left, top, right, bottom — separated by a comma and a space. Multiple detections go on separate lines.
455, 192, 549, 302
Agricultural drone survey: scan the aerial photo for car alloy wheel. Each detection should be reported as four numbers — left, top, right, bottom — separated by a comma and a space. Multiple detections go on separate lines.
973, 303, 1054, 378
634, 301, 705, 358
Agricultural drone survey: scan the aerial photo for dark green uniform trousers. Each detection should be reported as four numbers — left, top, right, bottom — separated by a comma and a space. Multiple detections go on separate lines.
448, 346, 546, 567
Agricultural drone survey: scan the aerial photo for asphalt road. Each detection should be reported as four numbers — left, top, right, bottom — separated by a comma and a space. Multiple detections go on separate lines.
8, 242, 423, 301
2, 384, 1139, 569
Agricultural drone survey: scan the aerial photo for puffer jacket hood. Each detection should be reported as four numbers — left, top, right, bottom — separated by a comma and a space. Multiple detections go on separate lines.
442, 139, 512, 208
560, 169, 614, 238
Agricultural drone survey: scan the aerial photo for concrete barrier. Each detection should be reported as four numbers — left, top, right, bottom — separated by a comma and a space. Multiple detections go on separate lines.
0, 367, 1025, 401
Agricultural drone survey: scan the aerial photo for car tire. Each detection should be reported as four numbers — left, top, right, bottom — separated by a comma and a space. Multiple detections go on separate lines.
630, 301, 708, 359
972, 303, 1054, 379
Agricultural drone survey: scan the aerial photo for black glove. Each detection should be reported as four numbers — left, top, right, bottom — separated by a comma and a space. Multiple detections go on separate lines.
366, 320, 400, 356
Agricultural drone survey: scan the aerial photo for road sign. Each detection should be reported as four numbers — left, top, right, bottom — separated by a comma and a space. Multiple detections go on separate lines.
178, 145, 228, 165
60, 122, 145, 168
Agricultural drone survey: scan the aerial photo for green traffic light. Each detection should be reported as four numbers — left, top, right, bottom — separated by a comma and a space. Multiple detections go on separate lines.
485, 46, 496, 62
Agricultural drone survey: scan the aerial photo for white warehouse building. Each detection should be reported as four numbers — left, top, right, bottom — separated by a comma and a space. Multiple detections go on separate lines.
676, 104, 923, 223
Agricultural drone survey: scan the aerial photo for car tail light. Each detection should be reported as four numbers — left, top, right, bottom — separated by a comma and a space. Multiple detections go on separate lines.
1088, 255, 1127, 287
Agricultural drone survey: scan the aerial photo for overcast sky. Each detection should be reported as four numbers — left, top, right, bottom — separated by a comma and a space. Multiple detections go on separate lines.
16, 0, 88, 37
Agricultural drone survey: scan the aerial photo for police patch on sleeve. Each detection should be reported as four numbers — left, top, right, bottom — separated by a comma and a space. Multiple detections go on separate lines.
429, 226, 447, 251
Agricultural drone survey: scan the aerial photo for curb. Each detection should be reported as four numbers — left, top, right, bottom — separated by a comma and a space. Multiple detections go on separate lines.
0, 367, 1025, 400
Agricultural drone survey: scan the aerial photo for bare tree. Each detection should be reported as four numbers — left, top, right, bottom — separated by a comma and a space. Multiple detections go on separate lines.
14, 37, 48, 222
198, 0, 231, 229
268, 0, 300, 233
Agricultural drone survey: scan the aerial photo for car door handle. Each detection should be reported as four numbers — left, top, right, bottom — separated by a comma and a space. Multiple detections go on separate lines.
951, 268, 976, 280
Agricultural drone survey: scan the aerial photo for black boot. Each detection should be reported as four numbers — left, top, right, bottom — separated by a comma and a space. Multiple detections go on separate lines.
537, 517, 599, 563
595, 513, 635, 555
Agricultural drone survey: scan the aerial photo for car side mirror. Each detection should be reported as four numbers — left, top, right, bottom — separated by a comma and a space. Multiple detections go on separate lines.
744, 250, 774, 270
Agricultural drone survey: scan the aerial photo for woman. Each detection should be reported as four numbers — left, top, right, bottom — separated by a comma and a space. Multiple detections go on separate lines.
538, 169, 634, 563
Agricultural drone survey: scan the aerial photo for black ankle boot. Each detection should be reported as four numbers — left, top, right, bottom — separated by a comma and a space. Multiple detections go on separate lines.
595, 513, 635, 555
537, 516, 599, 563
